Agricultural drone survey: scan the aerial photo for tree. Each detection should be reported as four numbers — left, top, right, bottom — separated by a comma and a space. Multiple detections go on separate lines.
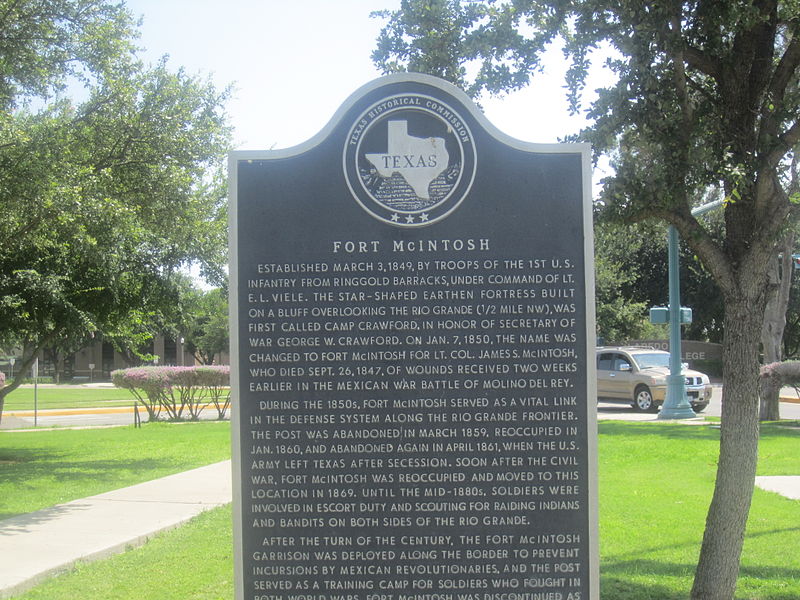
595, 217, 726, 344
373, 2, 800, 598
594, 221, 663, 344
759, 231, 795, 419
0, 2, 231, 421
0, 0, 138, 110
780, 256, 800, 358
180, 286, 229, 365
760, 156, 800, 420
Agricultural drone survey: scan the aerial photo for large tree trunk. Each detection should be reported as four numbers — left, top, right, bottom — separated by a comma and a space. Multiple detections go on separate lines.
691, 296, 763, 599
759, 374, 782, 420
759, 233, 794, 420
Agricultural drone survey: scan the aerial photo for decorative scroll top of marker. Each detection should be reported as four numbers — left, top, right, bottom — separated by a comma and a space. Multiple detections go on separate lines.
364, 120, 449, 200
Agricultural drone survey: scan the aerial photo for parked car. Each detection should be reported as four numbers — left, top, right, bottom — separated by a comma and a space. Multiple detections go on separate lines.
596, 346, 712, 412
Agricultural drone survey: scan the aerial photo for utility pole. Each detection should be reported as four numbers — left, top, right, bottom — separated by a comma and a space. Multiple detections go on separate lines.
658, 200, 723, 420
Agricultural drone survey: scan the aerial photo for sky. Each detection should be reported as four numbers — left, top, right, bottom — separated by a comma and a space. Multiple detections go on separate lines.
123, 0, 595, 152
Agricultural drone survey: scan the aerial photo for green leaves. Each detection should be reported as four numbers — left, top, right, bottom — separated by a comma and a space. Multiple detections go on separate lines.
178, 287, 229, 366
0, 0, 138, 109
372, 0, 551, 98
373, 0, 800, 239
0, 1, 231, 379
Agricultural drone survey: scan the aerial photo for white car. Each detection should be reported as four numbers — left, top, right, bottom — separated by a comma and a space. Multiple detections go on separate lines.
596, 347, 712, 412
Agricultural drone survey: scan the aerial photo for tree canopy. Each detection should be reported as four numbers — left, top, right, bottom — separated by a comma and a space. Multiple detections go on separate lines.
178, 285, 229, 366
0, 1, 231, 415
596, 218, 725, 344
374, 1, 800, 598
0, 0, 139, 109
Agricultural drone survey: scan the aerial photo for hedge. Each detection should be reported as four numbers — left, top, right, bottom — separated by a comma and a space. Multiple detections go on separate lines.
111, 366, 230, 421
760, 361, 800, 385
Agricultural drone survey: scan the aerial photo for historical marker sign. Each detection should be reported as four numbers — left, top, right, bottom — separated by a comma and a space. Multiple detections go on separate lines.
229, 74, 598, 600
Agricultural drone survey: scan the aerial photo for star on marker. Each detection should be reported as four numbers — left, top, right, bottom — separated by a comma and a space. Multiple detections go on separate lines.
405, 215, 415, 224
390, 213, 400, 222
419, 213, 430, 222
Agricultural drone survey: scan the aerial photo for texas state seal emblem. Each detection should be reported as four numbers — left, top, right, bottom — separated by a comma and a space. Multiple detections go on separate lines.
343, 93, 477, 227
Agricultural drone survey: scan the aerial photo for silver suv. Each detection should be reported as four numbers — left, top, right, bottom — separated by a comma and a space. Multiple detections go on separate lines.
597, 347, 712, 412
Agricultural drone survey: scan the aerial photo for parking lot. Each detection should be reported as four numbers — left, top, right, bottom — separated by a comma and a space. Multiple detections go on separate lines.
598, 384, 800, 420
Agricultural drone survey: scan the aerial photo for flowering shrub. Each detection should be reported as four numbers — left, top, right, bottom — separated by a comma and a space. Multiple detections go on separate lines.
112, 366, 231, 422
161, 366, 200, 420
112, 367, 170, 421
196, 366, 231, 419
0, 371, 5, 387
760, 361, 800, 385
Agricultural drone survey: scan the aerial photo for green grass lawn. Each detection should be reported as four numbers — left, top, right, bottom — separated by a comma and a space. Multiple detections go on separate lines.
0, 422, 231, 519
598, 421, 800, 599
2, 386, 137, 411
5, 420, 800, 599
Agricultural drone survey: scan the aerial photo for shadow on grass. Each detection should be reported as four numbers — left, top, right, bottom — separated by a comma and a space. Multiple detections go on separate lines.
599, 421, 721, 440
604, 555, 800, 580
0, 446, 187, 520
601, 575, 688, 600
759, 422, 800, 440
602, 553, 800, 599
631, 527, 800, 569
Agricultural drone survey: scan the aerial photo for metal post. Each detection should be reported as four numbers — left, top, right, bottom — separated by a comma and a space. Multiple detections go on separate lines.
659, 225, 697, 419
653, 200, 722, 419
33, 358, 39, 427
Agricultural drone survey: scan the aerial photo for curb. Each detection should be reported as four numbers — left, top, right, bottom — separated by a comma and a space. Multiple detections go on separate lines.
6, 403, 226, 418
6, 406, 142, 417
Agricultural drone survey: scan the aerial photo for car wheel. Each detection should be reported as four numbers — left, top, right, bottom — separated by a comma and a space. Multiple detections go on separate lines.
633, 385, 657, 412
692, 402, 708, 413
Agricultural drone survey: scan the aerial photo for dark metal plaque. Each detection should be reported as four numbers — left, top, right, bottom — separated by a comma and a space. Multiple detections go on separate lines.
230, 74, 598, 600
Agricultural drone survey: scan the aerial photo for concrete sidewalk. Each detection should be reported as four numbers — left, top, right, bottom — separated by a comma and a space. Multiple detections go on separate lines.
0, 460, 232, 599
755, 476, 800, 501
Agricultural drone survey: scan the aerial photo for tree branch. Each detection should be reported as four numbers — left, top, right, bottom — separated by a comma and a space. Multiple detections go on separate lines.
769, 25, 800, 102
671, 211, 738, 297
684, 45, 722, 80
670, 15, 694, 133
628, 204, 737, 298
765, 119, 800, 167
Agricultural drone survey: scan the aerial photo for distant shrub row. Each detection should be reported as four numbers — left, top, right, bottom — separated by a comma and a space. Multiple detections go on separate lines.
112, 366, 230, 421
760, 361, 800, 385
